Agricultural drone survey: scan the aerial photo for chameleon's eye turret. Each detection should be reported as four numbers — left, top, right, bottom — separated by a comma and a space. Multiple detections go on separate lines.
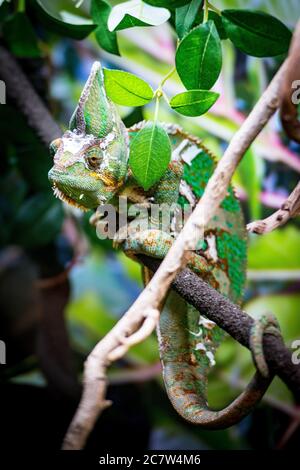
48, 61, 130, 211
86, 154, 101, 170
49, 138, 62, 157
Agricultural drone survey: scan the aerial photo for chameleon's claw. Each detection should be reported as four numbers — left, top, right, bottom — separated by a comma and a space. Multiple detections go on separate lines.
249, 312, 281, 377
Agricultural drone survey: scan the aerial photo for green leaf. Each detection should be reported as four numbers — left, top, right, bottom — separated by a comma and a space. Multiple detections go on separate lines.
107, 0, 170, 31
248, 226, 300, 270
144, 0, 190, 8
175, 20, 222, 90
12, 193, 64, 248
103, 69, 154, 106
3, 13, 41, 58
170, 90, 219, 116
34, 0, 96, 40
176, 5, 227, 40
196, 10, 228, 40
129, 123, 171, 190
91, 0, 119, 55
175, 0, 202, 39
222, 9, 292, 57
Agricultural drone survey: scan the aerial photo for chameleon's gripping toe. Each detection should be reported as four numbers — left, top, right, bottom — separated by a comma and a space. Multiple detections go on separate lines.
249, 312, 282, 378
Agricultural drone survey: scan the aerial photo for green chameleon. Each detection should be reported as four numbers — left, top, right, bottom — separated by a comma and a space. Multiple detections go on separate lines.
48, 62, 279, 428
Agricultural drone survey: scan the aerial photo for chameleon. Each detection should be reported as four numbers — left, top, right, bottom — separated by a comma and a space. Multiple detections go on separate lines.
48, 62, 280, 428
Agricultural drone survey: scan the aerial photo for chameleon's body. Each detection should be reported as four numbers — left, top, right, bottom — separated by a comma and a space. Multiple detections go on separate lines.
48, 62, 272, 428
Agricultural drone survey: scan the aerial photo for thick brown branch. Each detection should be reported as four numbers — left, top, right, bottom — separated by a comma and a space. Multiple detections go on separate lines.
0, 45, 61, 145
247, 180, 300, 234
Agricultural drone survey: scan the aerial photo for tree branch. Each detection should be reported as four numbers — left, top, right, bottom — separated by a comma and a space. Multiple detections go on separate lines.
0, 45, 61, 145
63, 59, 289, 450
247, 180, 300, 234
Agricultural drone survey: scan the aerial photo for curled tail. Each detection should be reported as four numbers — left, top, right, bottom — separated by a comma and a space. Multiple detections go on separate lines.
157, 289, 272, 429
162, 364, 270, 429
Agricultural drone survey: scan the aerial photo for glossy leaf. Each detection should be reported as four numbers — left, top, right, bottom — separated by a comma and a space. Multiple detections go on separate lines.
34, 0, 96, 39
222, 9, 291, 57
176, 20, 222, 90
196, 10, 228, 40
176, 6, 227, 40
3, 13, 41, 58
108, 0, 170, 31
175, 0, 202, 39
144, 0, 190, 8
91, 0, 119, 55
104, 69, 154, 106
170, 90, 219, 116
129, 123, 171, 190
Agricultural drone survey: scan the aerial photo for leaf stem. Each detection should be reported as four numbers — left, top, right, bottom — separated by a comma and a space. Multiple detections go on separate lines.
153, 93, 161, 123
203, 0, 209, 22
152, 66, 175, 119
207, 1, 221, 15
75, 0, 85, 7
159, 66, 176, 88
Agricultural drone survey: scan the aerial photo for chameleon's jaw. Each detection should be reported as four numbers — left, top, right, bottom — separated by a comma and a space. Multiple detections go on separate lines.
52, 183, 90, 212
48, 166, 101, 211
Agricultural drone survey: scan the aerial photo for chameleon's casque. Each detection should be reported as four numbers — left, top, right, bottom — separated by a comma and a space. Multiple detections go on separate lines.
49, 62, 270, 428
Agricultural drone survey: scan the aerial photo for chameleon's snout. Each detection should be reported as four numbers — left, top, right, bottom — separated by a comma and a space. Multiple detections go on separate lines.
48, 165, 99, 211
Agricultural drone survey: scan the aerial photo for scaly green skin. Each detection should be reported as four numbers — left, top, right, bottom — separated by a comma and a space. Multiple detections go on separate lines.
48, 62, 276, 428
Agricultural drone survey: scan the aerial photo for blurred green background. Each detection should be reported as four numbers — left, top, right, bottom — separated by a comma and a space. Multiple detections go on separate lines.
0, 0, 300, 450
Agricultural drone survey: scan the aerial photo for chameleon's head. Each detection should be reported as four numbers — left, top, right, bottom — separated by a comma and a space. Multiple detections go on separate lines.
48, 62, 129, 211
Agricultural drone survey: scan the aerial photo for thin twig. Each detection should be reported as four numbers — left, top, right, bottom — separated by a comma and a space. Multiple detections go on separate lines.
63, 59, 289, 450
247, 180, 300, 234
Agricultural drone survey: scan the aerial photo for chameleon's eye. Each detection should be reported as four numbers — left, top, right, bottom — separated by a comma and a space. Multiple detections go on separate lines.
87, 155, 101, 170
49, 138, 62, 157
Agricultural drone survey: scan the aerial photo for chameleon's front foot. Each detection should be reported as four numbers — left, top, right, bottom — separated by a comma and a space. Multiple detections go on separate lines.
113, 228, 173, 257
250, 312, 282, 377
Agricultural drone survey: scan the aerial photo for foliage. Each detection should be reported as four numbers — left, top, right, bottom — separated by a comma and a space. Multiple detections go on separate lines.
1, 0, 292, 190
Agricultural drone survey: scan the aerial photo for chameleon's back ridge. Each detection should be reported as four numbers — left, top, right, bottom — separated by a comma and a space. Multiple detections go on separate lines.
48, 61, 272, 430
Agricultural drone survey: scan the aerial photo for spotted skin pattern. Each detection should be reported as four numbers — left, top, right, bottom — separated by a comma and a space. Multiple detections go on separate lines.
48, 62, 276, 429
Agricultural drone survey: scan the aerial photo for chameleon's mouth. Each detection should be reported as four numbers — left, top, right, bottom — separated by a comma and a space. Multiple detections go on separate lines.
52, 183, 89, 212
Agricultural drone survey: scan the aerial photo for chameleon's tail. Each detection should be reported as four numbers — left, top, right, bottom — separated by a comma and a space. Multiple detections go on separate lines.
157, 289, 272, 429
162, 364, 270, 429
